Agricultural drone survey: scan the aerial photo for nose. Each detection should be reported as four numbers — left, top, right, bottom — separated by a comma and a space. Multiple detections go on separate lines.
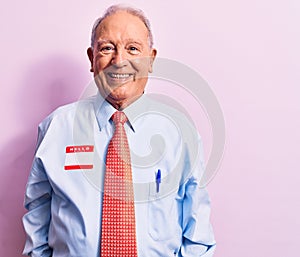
111, 50, 127, 68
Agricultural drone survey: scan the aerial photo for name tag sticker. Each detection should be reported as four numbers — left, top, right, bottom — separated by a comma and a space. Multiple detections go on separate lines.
64, 145, 94, 171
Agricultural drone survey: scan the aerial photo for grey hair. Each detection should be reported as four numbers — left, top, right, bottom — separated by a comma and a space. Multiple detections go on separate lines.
90, 4, 154, 49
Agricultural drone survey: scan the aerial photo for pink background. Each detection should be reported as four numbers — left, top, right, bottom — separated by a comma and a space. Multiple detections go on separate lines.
1, 0, 299, 256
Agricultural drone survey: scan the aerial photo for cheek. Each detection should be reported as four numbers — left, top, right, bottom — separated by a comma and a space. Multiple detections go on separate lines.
131, 58, 151, 76
94, 55, 111, 71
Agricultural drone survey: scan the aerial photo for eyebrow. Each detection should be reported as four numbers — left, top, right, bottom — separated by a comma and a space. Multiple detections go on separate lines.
96, 38, 144, 46
124, 39, 143, 45
96, 39, 112, 45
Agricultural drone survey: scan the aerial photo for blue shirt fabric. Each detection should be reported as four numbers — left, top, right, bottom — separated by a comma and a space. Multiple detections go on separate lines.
22, 92, 216, 257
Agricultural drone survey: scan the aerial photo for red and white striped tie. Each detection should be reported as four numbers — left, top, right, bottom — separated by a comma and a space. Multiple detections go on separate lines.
100, 111, 138, 257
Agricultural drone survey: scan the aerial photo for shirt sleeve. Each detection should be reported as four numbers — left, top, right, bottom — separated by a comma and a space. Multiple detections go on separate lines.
180, 181, 216, 256
22, 126, 53, 257
179, 138, 216, 257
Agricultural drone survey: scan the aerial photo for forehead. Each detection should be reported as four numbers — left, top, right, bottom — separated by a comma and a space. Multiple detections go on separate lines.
95, 11, 149, 43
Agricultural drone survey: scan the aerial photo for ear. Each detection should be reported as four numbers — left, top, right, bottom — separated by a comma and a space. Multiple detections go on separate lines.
148, 48, 157, 73
87, 47, 94, 72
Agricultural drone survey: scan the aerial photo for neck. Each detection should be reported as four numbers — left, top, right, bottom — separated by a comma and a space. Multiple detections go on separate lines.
106, 94, 143, 110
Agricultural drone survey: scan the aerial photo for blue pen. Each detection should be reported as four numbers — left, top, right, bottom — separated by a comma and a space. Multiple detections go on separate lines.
156, 169, 161, 193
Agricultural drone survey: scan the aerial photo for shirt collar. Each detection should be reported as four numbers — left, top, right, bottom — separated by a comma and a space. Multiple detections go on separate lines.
123, 94, 148, 132
93, 92, 149, 132
93, 93, 115, 131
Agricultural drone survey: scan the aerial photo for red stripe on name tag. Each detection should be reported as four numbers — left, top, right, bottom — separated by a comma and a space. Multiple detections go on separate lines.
66, 145, 94, 153
64, 165, 94, 170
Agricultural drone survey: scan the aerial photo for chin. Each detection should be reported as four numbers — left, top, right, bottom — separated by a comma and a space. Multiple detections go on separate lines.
108, 92, 130, 101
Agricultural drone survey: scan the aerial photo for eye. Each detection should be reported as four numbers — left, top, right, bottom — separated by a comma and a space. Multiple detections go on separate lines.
130, 46, 138, 51
128, 46, 140, 54
98, 44, 115, 54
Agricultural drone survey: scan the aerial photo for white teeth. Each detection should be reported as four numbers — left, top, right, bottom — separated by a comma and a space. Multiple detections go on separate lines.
109, 73, 132, 79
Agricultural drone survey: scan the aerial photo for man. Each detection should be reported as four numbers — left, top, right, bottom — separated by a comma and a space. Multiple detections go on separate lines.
22, 4, 216, 257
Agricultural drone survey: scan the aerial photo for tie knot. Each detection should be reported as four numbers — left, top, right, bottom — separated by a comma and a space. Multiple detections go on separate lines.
111, 111, 128, 125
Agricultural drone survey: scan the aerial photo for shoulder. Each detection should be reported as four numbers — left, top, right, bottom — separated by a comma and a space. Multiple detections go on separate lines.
38, 95, 97, 134
145, 95, 200, 137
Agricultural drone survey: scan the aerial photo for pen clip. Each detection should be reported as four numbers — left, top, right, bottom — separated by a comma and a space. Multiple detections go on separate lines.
156, 169, 161, 193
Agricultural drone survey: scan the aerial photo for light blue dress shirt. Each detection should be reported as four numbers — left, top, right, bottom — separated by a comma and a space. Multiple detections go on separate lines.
23, 92, 216, 257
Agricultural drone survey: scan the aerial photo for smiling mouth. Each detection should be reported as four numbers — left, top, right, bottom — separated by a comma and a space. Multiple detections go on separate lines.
107, 72, 134, 79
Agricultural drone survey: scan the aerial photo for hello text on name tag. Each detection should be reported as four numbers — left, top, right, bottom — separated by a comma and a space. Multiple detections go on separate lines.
64, 145, 94, 171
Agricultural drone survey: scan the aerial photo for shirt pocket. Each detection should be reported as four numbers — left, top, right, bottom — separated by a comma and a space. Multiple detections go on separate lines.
147, 182, 177, 241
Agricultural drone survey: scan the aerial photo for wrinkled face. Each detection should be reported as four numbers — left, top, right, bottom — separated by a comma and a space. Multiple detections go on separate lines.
87, 11, 157, 109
